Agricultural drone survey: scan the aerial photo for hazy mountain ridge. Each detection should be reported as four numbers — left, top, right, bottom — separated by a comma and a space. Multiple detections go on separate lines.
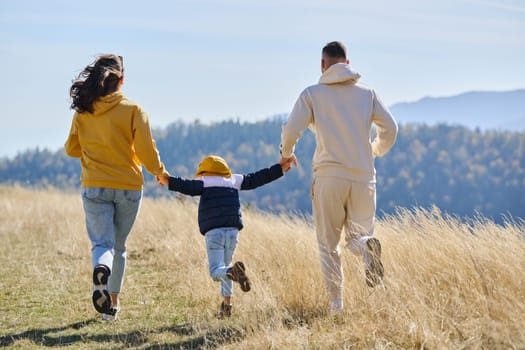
390, 89, 525, 131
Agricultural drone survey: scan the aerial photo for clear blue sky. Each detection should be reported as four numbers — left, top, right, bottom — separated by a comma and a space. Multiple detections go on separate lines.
1, 0, 524, 157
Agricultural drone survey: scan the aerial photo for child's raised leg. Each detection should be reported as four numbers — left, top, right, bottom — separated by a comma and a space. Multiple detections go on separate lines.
205, 228, 239, 317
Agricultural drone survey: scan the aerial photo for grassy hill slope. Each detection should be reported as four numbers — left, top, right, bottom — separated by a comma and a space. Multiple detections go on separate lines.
1, 186, 524, 349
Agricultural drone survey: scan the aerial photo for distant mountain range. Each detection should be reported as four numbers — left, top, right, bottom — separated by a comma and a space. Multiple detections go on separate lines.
389, 89, 525, 131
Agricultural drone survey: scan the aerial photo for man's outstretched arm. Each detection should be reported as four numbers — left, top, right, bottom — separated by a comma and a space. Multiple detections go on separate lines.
281, 89, 313, 158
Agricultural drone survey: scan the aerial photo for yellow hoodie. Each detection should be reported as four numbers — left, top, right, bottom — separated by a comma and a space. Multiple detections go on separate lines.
65, 91, 168, 190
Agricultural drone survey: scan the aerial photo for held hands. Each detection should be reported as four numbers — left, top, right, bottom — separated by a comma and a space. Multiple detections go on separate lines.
155, 174, 170, 187
279, 154, 298, 173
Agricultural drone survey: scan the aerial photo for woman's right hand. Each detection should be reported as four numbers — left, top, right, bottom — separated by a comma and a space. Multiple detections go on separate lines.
156, 175, 169, 186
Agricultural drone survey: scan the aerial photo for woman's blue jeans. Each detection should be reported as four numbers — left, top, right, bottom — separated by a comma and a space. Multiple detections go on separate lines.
205, 227, 239, 297
82, 187, 142, 294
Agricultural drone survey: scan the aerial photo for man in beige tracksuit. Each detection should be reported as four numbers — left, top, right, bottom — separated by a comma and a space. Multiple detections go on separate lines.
280, 41, 398, 313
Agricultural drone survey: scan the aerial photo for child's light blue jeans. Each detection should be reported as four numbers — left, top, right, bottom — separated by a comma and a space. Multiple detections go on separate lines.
205, 227, 239, 297
82, 187, 142, 294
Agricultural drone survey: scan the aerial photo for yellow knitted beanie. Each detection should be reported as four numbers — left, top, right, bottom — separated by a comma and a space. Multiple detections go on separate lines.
195, 155, 232, 178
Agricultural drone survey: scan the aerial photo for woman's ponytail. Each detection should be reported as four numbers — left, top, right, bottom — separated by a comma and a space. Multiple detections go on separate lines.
70, 55, 124, 113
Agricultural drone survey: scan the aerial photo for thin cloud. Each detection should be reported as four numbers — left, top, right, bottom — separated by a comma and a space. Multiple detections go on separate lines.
465, 0, 525, 14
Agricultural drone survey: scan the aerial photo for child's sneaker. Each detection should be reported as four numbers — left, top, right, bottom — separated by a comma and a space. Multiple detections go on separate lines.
92, 264, 112, 314
364, 238, 384, 287
226, 261, 251, 292
216, 302, 232, 319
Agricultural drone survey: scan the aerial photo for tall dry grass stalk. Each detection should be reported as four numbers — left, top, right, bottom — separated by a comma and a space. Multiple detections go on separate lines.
0, 186, 524, 349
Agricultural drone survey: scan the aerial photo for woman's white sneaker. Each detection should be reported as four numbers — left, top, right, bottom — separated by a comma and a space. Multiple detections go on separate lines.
102, 306, 120, 321
92, 264, 112, 314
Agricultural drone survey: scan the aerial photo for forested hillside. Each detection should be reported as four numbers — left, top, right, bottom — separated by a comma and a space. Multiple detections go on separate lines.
1, 118, 524, 222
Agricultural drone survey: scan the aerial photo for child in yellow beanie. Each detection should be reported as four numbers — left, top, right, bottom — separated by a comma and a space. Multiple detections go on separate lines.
156, 155, 295, 318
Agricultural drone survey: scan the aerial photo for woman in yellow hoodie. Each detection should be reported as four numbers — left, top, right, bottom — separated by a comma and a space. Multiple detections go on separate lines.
65, 54, 168, 321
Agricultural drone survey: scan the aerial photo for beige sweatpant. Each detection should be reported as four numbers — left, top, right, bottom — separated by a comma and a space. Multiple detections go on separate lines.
311, 176, 377, 304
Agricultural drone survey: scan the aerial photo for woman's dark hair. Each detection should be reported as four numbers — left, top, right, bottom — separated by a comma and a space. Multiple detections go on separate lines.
70, 54, 124, 113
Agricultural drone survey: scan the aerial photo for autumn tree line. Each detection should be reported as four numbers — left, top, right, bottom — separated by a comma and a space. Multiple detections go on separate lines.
1, 118, 524, 223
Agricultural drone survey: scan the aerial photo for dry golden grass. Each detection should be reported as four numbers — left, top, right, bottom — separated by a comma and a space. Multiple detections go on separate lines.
0, 185, 524, 349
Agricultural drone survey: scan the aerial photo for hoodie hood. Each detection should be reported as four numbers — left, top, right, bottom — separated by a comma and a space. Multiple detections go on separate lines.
92, 91, 124, 115
319, 63, 361, 85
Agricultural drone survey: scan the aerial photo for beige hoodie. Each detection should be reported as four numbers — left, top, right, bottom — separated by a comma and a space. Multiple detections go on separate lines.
281, 63, 398, 183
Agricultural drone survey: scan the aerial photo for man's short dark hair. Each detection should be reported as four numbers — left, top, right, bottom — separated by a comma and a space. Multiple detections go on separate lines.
322, 41, 347, 59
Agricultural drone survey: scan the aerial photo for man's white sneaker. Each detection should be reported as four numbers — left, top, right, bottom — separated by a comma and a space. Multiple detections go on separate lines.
329, 299, 343, 314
